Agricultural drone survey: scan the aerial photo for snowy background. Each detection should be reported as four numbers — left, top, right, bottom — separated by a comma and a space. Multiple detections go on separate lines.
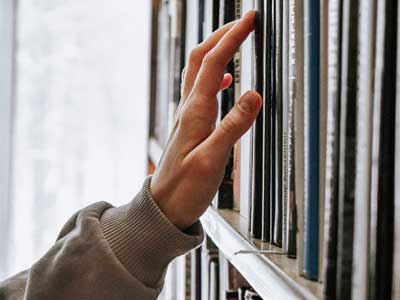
1, 1, 151, 279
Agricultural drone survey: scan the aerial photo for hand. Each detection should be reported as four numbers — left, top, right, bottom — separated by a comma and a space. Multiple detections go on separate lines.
150, 11, 262, 230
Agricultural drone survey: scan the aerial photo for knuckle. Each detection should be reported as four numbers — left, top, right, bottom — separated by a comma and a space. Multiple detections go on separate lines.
220, 114, 237, 135
189, 47, 204, 64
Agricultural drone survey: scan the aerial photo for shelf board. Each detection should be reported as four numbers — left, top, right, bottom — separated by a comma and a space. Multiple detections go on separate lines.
200, 207, 322, 300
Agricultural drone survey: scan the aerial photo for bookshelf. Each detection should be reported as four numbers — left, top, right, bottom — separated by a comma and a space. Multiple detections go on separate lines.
148, 0, 400, 299
149, 139, 322, 300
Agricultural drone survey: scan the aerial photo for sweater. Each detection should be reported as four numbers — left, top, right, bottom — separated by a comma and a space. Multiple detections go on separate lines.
0, 177, 204, 300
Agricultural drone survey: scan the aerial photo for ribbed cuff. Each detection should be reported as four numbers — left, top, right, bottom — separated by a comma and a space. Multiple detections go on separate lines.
100, 176, 204, 288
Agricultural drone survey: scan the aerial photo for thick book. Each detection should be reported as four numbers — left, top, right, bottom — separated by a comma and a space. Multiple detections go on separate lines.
370, 0, 397, 298
281, 0, 290, 253
216, 0, 235, 209
294, 0, 305, 273
250, 0, 265, 239
232, 0, 242, 212
273, 0, 283, 247
303, 0, 320, 281
335, 0, 359, 297
351, 0, 376, 298
261, 0, 273, 243
322, 0, 341, 296
239, 0, 254, 223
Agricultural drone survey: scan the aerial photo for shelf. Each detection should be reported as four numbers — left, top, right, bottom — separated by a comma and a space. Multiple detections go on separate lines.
200, 207, 322, 300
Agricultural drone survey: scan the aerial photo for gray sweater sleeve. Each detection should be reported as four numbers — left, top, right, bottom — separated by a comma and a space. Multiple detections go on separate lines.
0, 177, 204, 300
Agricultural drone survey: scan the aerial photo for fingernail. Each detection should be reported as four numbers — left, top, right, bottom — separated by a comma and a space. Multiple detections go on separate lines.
239, 92, 259, 113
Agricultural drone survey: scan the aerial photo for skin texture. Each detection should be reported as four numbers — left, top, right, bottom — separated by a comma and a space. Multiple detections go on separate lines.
150, 11, 262, 230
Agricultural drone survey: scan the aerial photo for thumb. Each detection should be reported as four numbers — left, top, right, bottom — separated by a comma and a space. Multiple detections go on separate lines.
203, 91, 262, 156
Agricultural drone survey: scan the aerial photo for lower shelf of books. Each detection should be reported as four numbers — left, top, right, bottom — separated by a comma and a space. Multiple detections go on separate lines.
200, 207, 322, 300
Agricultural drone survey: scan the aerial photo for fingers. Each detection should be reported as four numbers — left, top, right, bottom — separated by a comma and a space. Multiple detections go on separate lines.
192, 11, 256, 99
181, 20, 238, 101
201, 91, 262, 157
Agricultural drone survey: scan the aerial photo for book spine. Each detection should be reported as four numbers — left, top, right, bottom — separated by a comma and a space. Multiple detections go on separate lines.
273, 0, 283, 247
281, 0, 290, 253
294, 0, 305, 274
393, 5, 400, 298
287, 0, 297, 258
351, 0, 376, 298
303, 0, 320, 281
269, 0, 277, 243
239, 0, 255, 223
217, 0, 235, 209
318, 0, 328, 281
335, 0, 359, 297
372, 0, 397, 298
232, 0, 242, 212
250, 0, 265, 239
322, 0, 341, 296
262, 0, 272, 243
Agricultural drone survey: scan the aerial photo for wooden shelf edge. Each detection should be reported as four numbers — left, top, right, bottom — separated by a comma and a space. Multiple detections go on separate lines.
200, 207, 320, 300
148, 137, 163, 166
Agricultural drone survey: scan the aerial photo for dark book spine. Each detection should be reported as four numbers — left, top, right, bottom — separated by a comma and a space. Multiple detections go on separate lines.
393, 6, 400, 297
191, 248, 202, 300
287, 0, 297, 258
303, 0, 320, 281
217, 0, 235, 209
322, 0, 342, 296
250, 0, 265, 239
371, 0, 397, 298
273, 0, 283, 247
261, 0, 272, 243
351, 0, 376, 298
335, 0, 359, 297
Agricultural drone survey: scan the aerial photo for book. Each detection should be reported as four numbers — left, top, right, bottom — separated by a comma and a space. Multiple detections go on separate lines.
287, 0, 298, 258
335, 0, 359, 297
322, 0, 341, 296
185, 0, 200, 62
370, 0, 397, 298
209, 258, 219, 300
273, 0, 283, 247
239, 0, 255, 223
261, 0, 273, 243
303, 0, 320, 281
294, 0, 305, 274
216, 0, 236, 209
267, 0, 276, 243
191, 248, 202, 300
250, 0, 265, 239
318, 0, 328, 280
154, 0, 172, 148
232, 0, 242, 212
201, 237, 219, 300
393, 5, 400, 298
281, 0, 290, 253
351, 0, 376, 298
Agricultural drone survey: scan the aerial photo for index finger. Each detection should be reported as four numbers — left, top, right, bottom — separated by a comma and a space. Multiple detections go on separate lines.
191, 11, 256, 99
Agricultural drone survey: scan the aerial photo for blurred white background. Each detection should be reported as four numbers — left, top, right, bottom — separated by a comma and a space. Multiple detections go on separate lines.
0, 0, 151, 279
